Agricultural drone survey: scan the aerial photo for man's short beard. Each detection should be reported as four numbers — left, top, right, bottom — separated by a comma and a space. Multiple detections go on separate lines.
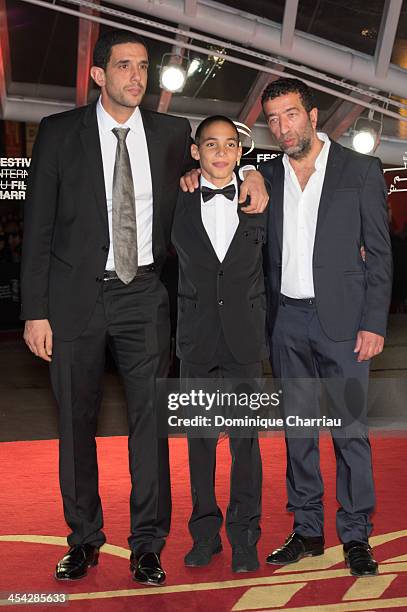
286, 135, 312, 160
279, 119, 314, 160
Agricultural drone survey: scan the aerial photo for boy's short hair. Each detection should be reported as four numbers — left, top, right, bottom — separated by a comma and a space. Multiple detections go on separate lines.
194, 115, 240, 145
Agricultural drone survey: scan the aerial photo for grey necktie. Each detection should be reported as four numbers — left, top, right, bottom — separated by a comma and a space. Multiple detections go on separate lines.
112, 127, 138, 284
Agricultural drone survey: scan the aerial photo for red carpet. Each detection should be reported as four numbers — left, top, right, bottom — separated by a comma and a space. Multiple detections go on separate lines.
1, 434, 407, 611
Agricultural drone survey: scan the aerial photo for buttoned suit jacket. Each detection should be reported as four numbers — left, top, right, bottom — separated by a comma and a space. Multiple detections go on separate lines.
171, 184, 268, 365
20, 101, 192, 340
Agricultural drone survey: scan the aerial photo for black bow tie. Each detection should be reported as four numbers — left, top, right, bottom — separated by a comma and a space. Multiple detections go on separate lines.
201, 184, 236, 203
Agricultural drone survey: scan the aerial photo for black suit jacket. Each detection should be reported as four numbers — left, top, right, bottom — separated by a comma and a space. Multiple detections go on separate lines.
171, 185, 268, 365
20, 102, 192, 340
261, 141, 392, 341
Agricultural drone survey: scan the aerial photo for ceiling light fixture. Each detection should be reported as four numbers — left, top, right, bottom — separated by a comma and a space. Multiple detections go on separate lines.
187, 58, 202, 77
159, 54, 187, 93
351, 112, 383, 155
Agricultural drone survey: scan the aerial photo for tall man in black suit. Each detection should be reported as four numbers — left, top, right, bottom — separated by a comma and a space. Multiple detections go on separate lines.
20, 30, 194, 586
172, 116, 268, 573
258, 78, 392, 576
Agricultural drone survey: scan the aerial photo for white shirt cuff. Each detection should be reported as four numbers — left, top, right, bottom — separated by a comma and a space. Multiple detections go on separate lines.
238, 165, 257, 181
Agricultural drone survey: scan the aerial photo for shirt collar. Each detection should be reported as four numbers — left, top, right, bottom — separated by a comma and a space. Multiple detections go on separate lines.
96, 96, 142, 135
314, 132, 331, 170
282, 131, 331, 173
200, 174, 237, 191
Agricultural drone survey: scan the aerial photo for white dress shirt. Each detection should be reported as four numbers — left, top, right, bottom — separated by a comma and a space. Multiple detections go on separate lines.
200, 175, 239, 263
281, 132, 331, 299
96, 98, 154, 269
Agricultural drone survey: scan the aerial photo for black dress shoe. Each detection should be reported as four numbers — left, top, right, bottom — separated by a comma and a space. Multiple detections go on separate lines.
266, 532, 324, 565
55, 544, 99, 580
184, 536, 223, 567
344, 541, 379, 577
130, 552, 166, 586
232, 544, 259, 573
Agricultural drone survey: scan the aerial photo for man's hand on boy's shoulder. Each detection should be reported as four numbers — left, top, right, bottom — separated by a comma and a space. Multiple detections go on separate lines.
179, 168, 269, 214
238, 169, 269, 214
180, 168, 201, 192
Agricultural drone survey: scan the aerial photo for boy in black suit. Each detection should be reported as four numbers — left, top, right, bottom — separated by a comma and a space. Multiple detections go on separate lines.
171, 116, 268, 573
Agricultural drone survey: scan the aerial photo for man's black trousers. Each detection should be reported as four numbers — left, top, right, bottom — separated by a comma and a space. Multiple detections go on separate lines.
50, 273, 171, 555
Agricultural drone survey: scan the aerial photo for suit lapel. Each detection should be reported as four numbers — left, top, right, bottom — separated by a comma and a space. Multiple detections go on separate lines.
79, 102, 108, 232
140, 109, 164, 244
314, 141, 346, 248
219, 201, 243, 265
221, 180, 256, 264
234, 177, 249, 230
271, 158, 284, 254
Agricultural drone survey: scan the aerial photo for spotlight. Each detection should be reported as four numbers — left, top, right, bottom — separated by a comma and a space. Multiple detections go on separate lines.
160, 64, 186, 93
351, 114, 382, 155
352, 130, 376, 154
187, 58, 202, 77
159, 54, 187, 93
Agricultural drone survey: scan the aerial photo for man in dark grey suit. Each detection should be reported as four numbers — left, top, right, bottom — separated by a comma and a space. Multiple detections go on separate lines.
259, 78, 392, 577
